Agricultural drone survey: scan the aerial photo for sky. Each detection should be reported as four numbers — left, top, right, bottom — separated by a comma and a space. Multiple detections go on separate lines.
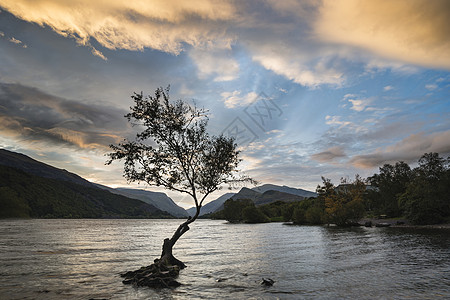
0, 0, 449, 208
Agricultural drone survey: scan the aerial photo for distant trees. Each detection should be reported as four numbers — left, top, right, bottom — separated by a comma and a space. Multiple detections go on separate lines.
213, 152, 449, 227
367, 152, 449, 224
367, 161, 412, 217
399, 153, 450, 224
222, 198, 269, 223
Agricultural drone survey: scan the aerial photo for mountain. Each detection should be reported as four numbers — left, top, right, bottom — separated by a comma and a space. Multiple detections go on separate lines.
186, 192, 235, 217
114, 188, 188, 217
228, 187, 304, 206
253, 190, 304, 206
0, 149, 171, 219
252, 184, 317, 198
196, 184, 314, 216
232, 187, 261, 201
0, 149, 95, 188
191, 188, 260, 216
210, 187, 305, 214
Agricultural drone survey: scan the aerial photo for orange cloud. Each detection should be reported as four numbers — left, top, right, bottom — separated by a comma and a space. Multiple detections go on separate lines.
0, 0, 236, 55
316, 0, 450, 70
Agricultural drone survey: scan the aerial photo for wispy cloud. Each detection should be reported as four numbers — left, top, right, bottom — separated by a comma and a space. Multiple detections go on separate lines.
325, 115, 352, 128
311, 146, 347, 163
425, 84, 438, 91
6, 36, 27, 48
348, 98, 372, 112
251, 50, 345, 88
221, 90, 258, 108
190, 46, 239, 81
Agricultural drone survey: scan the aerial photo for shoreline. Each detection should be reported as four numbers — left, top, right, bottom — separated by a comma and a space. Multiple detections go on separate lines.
360, 218, 450, 230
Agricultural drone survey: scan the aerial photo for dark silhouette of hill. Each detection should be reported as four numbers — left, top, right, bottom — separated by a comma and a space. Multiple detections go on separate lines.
113, 188, 188, 217
203, 186, 311, 215
0, 149, 94, 187
0, 149, 171, 219
188, 184, 316, 216
253, 190, 304, 206
252, 184, 317, 198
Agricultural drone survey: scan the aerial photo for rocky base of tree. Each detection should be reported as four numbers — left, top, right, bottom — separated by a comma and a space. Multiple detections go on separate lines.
121, 259, 182, 288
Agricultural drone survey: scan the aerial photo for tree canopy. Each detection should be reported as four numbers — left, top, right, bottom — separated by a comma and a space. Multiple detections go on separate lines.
108, 86, 249, 213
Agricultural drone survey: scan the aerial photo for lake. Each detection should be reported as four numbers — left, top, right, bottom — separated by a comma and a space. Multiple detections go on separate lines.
0, 219, 449, 299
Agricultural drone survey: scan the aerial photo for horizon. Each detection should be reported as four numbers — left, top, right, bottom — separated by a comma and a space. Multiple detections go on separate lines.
0, 1, 449, 208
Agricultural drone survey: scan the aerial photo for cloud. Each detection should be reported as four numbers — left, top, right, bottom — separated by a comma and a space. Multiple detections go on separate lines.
384, 85, 394, 91
315, 0, 450, 70
0, 82, 129, 151
8, 37, 21, 44
252, 52, 345, 88
7, 36, 27, 48
189, 45, 239, 81
325, 115, 352, 128
425, 84, 438, 91
348, 97, 372, 112
0, 0, 236, 55
350, 130, 450, 168
90, 46, 107, 61
3, 0, 446, 93
221, 90, 258, 108
0, 0, 347, 88
311, 146, 347, 163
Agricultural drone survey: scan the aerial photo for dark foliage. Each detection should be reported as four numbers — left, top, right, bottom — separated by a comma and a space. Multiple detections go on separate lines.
367, 161, 413, 217
399, 153, 450, 224
221, 198, 269, 223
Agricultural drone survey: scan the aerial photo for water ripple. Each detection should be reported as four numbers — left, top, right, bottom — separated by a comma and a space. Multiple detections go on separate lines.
0, 219, 449, 299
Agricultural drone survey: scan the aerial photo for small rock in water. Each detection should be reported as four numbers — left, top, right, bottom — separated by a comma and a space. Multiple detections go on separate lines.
261, 278, 274, 286
216, 278, 227, 282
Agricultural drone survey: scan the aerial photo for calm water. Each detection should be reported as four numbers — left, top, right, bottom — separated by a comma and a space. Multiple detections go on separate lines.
0, 219, 449, 299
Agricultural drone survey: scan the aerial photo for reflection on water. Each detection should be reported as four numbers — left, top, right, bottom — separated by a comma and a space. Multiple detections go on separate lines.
0, 219, 449, 299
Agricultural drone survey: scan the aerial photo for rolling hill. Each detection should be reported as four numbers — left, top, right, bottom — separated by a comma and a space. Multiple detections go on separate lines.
113, 188, 188, 217
0, 149, 173, 219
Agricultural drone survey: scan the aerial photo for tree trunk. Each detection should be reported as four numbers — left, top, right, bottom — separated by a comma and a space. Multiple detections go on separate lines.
158, 213, 197, 269
121, 205, 202, 288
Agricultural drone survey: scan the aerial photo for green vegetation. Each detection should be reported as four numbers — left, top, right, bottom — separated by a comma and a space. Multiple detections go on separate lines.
215, 199, 270, 223
212, 153, 450, 226
366, 161, 412, 217
398, 153, 450, 224
0, 165, 170, 219
367, 152, 450, 224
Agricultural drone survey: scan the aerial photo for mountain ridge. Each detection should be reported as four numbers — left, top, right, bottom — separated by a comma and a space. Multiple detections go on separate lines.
0, 149, 95, 187
188, 184, 316, 216
113, 188, 188, 217
0, 149, 177, 218
0, 164, 170, 218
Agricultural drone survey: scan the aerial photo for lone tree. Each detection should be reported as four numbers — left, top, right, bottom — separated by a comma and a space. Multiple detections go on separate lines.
107, 86, 251, 286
